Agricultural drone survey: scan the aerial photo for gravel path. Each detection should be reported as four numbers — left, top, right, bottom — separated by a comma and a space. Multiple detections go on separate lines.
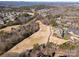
1, 20, 68, 57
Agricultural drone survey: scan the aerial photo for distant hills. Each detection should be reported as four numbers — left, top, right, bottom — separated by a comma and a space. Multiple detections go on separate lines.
0, 1, 79, 7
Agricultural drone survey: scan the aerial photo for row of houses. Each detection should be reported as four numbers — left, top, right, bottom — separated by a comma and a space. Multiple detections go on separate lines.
0, 10, 35, 25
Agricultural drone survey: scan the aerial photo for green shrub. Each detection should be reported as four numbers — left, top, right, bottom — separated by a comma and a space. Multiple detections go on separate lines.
50, 19, 58, 27
59, 42, 78, 50
63, 34, 69, 40
0, 30, 10, 38
32, 43, 40, 51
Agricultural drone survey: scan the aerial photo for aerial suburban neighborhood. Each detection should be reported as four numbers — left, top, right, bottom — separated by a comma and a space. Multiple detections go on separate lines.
0, 1, 79, 57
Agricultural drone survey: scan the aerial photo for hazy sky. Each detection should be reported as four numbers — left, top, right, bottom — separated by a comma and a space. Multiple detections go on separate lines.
0, 0, 79, 2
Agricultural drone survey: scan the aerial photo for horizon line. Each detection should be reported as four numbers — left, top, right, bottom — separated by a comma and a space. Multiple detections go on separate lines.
0, 1, 79, 2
